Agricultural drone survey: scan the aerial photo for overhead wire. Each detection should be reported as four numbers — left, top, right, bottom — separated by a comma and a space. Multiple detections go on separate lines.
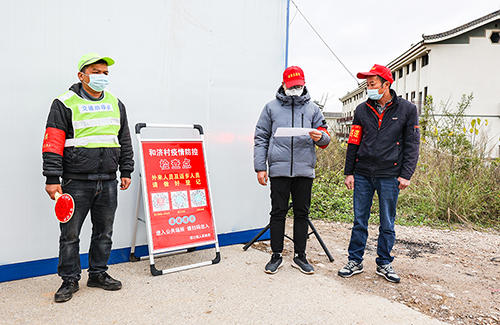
288, 4, 299, 26
290, 0, 360, 86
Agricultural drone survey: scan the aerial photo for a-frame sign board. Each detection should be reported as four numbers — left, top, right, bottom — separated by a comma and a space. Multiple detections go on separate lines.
130, 123, 220, 275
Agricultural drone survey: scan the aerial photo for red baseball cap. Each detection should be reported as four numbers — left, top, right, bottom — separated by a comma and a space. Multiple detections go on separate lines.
283, 66, 305, 88
357, 64, 394, 84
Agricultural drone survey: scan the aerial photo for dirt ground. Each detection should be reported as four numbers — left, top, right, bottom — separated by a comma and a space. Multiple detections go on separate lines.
251, 219, 500, 325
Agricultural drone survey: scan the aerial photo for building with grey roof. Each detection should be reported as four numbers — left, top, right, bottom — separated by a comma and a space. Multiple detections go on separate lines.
339, 10, 500, 156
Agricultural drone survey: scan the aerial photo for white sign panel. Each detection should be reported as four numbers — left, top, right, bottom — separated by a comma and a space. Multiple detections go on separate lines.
0, 0, 287, 281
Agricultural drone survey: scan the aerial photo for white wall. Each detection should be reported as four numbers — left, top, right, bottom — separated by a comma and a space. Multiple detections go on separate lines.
0, 0, 287, 267
427, 33, 500, 156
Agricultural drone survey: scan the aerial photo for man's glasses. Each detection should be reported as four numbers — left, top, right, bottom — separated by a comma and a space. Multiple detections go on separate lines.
288, 85, 304, 90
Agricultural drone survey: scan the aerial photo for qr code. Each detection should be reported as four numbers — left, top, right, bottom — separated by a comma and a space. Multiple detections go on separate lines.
151, 192, 170, 212
190, 189, 207, 207
171, 191, 189, 210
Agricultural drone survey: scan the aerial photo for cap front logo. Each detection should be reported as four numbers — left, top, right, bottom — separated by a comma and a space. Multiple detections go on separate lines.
287, 72, 301, 79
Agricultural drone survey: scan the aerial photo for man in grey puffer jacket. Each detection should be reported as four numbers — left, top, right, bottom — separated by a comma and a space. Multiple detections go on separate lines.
254, 66, 330, 275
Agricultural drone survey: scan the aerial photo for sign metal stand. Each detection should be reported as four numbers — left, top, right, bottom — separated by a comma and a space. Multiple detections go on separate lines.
242, 204, 334, 262
130, 123, 220, 276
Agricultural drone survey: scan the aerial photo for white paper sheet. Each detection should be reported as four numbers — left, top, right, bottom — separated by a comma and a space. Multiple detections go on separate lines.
274, 127, 317, 137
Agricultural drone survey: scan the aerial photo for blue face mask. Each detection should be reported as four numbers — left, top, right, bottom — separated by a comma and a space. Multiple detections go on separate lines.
82, 73, 109, 92
367, 85, 386, 101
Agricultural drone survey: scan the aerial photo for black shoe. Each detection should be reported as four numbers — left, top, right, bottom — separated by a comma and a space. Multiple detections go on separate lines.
87, 272, 122, 291
264, 253, 283, 274
338, 260, 364, 278
376, 264, 401, 283
292, 253, 315, 275
54, 279, 79, 303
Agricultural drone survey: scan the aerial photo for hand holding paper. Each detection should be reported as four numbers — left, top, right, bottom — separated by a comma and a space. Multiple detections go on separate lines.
309, 129, 322, 141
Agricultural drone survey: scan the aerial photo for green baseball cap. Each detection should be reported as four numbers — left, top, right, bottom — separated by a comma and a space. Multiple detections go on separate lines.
77, 52, 115, 71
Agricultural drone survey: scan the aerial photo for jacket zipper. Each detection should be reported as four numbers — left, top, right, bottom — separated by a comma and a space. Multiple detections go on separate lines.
99, 147, 103, 179
372, 127, 379, 178
290, 100, 294, 176
366, 101, 394, 177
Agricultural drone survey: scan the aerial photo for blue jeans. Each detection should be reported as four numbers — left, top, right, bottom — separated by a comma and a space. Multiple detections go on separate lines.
58, 179, 118, 280
347, 174, 400, 266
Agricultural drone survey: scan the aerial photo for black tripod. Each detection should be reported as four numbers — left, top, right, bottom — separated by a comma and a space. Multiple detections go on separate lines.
242, 204, 334, 262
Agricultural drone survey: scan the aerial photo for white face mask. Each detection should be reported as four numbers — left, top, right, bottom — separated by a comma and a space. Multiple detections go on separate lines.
285, 88, 303, 97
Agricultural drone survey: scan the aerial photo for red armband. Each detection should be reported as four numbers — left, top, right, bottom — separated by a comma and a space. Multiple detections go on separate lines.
317, 126, 330, 149
348, 125, 362, 145
42, 127, 66, 156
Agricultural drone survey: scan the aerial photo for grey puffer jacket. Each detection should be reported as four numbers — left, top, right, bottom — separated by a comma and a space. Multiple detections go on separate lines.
254, 86, 330, 178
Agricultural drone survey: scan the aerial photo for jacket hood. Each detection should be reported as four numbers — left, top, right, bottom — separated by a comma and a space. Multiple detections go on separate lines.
276, 85, 312, 106
69, 82, 83, 94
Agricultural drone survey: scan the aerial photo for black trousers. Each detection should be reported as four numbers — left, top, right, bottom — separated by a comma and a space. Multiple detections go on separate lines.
269, 177, 314, 254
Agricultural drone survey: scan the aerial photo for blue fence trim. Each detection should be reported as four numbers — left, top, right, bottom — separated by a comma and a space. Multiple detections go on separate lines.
0, 227, 270, 283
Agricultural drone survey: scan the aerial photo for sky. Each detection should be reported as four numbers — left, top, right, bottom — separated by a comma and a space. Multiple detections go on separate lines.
287, 0, 500, 112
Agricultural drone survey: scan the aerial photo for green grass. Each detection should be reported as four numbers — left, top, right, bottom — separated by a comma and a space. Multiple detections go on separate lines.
302, 139, 500, 232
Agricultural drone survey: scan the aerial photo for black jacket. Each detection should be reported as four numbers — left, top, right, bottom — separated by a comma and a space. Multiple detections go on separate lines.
42, 83, 134, 184
344, 89, 420, 180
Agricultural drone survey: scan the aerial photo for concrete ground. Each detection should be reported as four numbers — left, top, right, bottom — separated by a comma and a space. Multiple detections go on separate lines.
0, 245, 446, 325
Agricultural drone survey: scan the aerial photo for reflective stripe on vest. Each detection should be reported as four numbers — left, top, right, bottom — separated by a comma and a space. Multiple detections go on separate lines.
73, 117, 120, 130
65, 135, 119, 147
58, 90, 121, 148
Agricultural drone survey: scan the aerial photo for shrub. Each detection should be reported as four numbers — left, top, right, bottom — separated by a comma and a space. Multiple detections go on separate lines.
399, 94, 500, 227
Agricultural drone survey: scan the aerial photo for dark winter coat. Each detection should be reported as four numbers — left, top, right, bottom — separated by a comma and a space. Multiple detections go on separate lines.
344, 89, 420, 180
42, 83, 134, 184
254, 86, 330, 178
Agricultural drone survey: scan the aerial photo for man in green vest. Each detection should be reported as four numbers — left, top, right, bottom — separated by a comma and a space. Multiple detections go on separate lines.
42, 53, 134, 303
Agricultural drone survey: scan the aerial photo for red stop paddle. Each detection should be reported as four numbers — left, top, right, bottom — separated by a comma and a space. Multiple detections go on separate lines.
54, 192, 75, 223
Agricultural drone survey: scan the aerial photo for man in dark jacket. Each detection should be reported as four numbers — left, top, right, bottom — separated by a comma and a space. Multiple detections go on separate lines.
338, 64, 419, 283
42, 53, 134, 302
254, 66, 330, 275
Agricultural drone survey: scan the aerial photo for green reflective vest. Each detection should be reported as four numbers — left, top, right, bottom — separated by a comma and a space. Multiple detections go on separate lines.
58, 90, 121, 148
